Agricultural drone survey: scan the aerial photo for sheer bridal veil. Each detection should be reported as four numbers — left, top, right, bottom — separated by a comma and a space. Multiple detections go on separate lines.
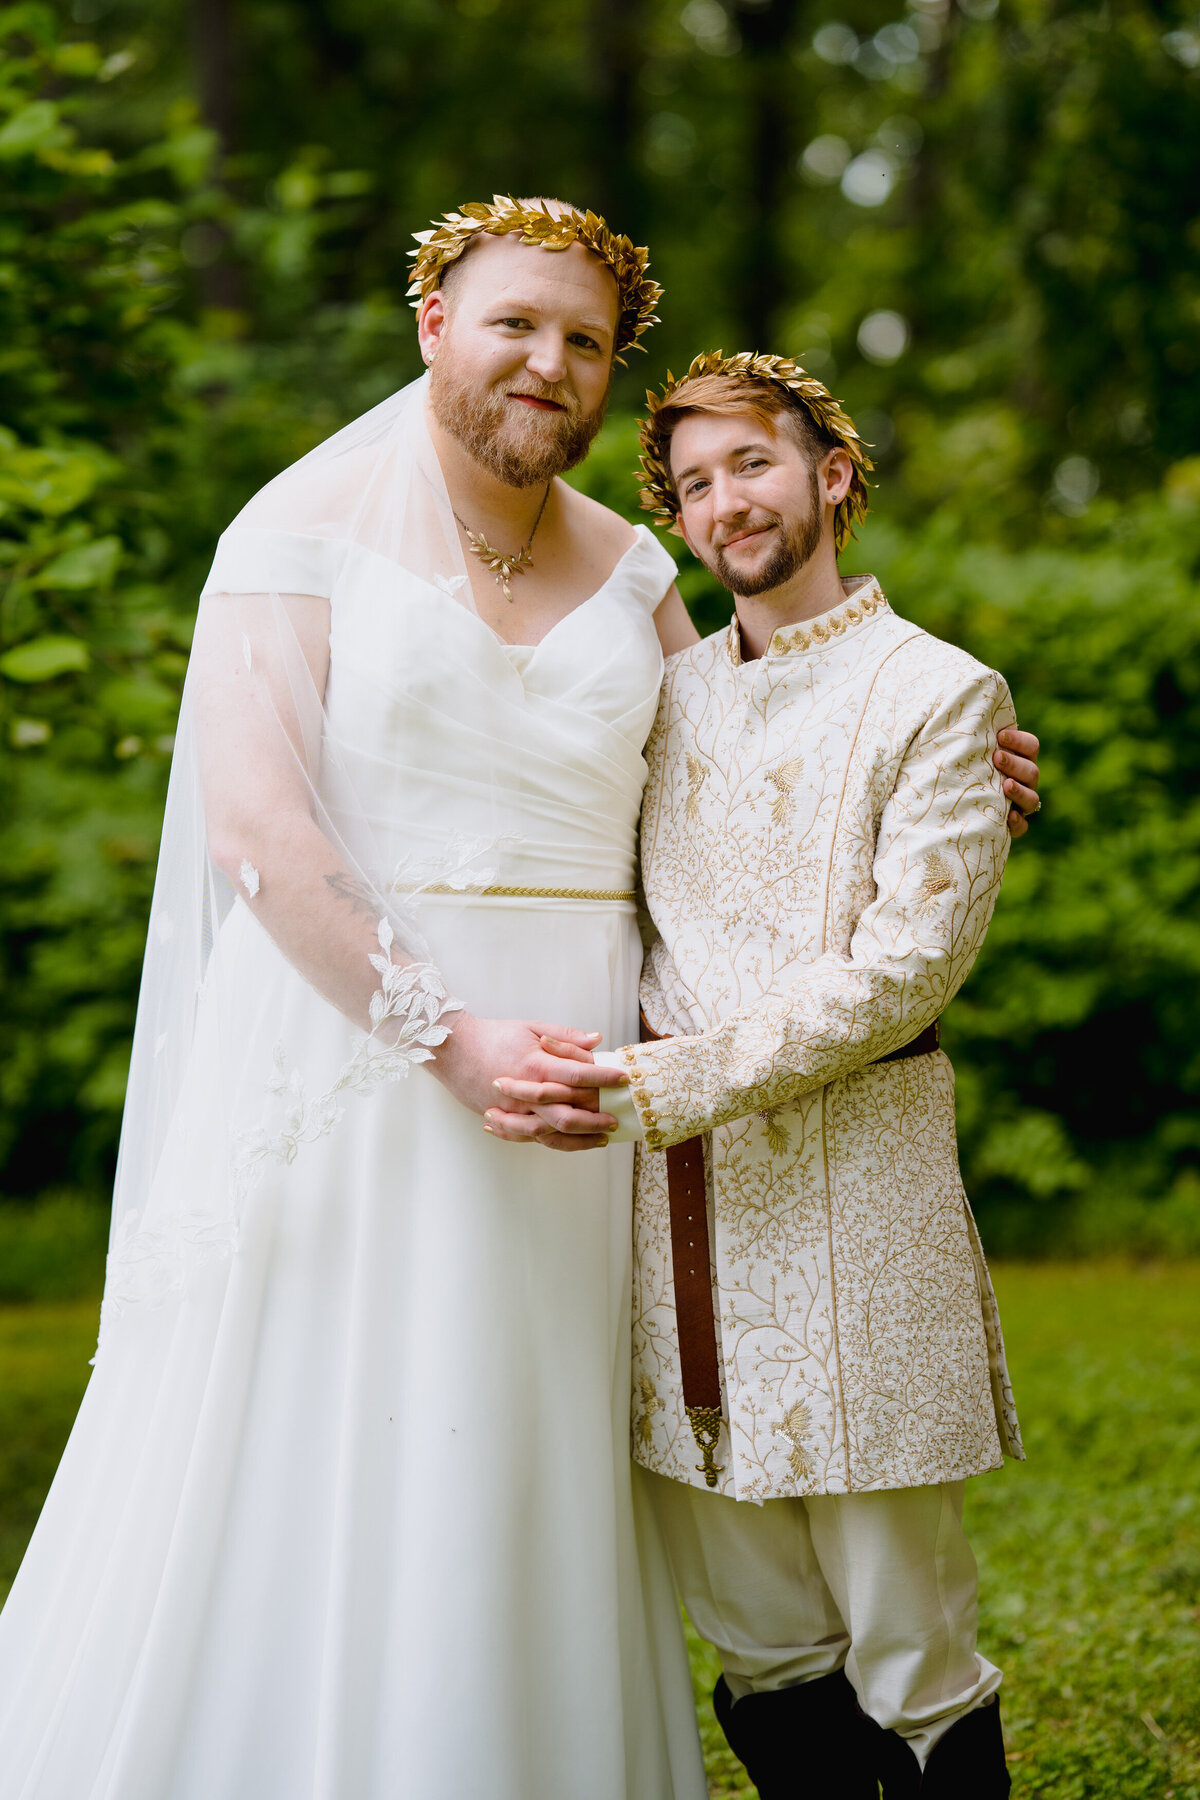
103, 373, 503, 1332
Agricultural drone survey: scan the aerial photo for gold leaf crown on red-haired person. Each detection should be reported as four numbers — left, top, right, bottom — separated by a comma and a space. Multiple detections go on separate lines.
638, 349, 874, 550
408, 195, 662, 367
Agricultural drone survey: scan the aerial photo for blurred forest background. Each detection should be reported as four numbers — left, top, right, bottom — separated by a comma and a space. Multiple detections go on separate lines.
1, 0, 1199, 1292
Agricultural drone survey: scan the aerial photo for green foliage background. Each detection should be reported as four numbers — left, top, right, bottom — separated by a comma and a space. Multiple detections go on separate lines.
1, 0, 1198, 1271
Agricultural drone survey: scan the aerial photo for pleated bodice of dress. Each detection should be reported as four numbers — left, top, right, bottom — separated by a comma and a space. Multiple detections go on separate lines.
320, 525, 669, 896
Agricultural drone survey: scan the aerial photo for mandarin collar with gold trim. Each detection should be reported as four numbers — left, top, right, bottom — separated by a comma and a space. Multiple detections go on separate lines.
725, 575, 889, 667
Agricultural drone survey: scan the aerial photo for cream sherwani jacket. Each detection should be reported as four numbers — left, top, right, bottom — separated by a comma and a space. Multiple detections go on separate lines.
618, 576, 1024, 1503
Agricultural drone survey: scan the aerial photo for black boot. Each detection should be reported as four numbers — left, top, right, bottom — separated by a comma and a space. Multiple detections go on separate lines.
713, 1668, 880, 1798
877, 1697, 1010, 1798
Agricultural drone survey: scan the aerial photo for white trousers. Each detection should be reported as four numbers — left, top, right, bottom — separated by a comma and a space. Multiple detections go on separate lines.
640, 1467, 1001, 1768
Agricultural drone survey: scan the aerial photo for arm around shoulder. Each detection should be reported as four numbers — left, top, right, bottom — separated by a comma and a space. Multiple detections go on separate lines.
653, 584, 700, 657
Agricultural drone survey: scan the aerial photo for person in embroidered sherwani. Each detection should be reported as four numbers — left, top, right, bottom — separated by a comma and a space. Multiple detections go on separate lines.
627, 354, 1021, 1797
491, 352, 1031, 1798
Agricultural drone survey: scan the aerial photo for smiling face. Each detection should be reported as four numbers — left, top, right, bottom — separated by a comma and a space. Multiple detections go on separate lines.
668, 409, 856, 596
419, 233, 620, 488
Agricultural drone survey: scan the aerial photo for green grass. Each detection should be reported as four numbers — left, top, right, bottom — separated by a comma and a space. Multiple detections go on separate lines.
2, 1267, 1198, 1797
969, 1264, 1200, 1800
0, 1298, 100, 1597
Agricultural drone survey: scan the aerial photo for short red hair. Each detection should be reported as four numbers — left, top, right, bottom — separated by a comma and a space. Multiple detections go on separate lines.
638, 352, 873, 551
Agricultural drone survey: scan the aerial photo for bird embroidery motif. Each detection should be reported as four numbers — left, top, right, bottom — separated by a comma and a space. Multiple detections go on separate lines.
757, 1107, 790, 1155
685, 754, 708, 821
916, 850, 956, 908
637, 1376, 663, 1445
776, 1400, 816, 1481
766, 758, 804, 827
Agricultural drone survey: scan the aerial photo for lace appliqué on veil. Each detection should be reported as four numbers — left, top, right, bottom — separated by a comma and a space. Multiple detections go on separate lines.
102, 1213, 238, 1335
233, 919, 462, 1201
101, 923, 462, 1331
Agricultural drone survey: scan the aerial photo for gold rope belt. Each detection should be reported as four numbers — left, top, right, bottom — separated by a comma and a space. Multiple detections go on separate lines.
421, 883, 636, 902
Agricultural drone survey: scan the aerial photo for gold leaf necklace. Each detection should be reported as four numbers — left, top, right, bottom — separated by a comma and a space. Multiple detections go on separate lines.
453, 483, 551, 603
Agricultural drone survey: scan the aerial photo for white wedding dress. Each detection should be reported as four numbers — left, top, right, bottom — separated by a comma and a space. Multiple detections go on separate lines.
0, 520, 706, 1800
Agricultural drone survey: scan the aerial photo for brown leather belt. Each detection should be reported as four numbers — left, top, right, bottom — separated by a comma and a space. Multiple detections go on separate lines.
640, 1012, 724, 1486
639, 1013, 941, 1489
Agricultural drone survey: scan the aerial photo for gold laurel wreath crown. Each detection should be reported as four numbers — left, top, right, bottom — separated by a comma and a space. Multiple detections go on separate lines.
408, 195, 663, 366
638, 349, 875, 551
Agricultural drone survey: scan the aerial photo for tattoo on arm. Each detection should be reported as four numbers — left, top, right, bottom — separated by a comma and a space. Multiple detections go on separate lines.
323, 870, 379, 920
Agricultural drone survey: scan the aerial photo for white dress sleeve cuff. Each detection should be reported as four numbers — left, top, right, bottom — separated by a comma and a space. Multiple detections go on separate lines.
593, 1051, 646, 1143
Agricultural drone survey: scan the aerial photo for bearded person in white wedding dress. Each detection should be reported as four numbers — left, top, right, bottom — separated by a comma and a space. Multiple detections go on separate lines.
0, 198, 709, 1800
0, 197, 1041, 1800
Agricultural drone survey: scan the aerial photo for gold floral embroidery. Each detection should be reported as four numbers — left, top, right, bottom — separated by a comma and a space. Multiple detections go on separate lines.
776, 1401, 816, 1482
629, 585, 1022, 1500
762, 586, 887, 660
766, 757, 804, 828
685, 752, 709, 821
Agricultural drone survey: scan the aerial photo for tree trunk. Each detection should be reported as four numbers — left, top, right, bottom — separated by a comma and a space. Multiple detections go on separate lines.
736, 0, 800, 348
587, 0, 647, 244
190, 0, 243, 312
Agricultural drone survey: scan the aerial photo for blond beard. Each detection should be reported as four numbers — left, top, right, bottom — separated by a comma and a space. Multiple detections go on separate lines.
428, 356, 608, 488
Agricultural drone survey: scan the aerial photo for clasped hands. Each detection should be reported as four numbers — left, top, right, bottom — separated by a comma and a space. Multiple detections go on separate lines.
487, 1030, 623, 1150
428, 1013, 624, 1152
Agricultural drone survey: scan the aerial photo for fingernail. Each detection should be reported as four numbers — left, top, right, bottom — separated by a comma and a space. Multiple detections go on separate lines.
482, 1124, 495, 1135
